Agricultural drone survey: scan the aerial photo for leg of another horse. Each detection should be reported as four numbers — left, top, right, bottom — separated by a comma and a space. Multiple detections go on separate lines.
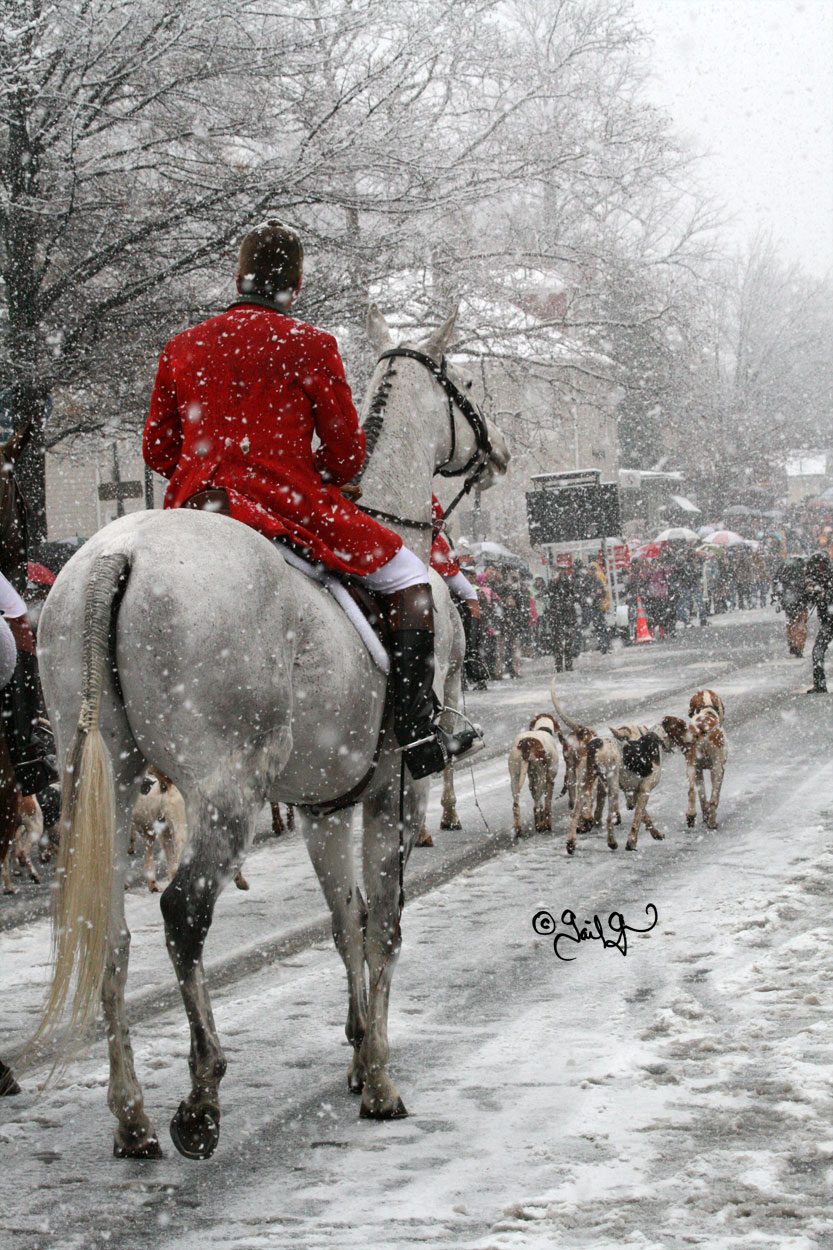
103, 776, 163, 1158
161, 795, 252, 1160
359, 775, 422, 1119
301, 808, 368, 1093
439, 661, 462, 830
0, 735, 17, 894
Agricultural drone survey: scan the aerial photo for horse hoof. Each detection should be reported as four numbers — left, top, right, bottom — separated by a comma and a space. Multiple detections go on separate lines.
113, 1127, 163, 1159
170, 1102, 220, 1160
348, 1072, 365, 1095
0, 1063, 21, 1097
360, 1095, 408, 1120
440, 818, 462, 831
415, 832, 434, 848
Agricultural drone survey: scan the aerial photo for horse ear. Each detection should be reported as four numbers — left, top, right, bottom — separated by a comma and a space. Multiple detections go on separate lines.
366, 304, 394, 354
424, 307, 458, 358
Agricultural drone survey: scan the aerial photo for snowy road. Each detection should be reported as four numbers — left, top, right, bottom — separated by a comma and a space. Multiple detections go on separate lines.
2, 609, 832, 1250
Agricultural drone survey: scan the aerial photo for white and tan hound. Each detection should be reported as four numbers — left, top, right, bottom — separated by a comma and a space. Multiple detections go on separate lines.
508, 713, 561, 837
664, 697, 728, 829
129, 768, 251, 892
1, 795, 43, 894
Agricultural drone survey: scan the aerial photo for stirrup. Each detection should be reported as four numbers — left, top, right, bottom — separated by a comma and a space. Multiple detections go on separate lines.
401, 709, 484, 780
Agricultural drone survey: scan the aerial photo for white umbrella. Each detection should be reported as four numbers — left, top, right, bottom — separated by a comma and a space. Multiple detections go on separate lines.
697, 524, 718, 537
655, 527, 699, 542
708, 529, 745, 547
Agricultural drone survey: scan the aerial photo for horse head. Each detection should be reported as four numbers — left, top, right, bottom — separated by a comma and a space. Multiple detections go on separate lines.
363, 304, 509, 491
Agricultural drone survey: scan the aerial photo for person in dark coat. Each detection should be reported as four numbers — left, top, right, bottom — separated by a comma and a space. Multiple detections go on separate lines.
773, 555, 809, 657
804, 553, 833, 693
545, 568, 578, 672
143, 221, 477, 779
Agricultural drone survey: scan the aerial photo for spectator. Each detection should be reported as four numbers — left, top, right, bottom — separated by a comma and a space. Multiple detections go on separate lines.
545, 568, 579, 672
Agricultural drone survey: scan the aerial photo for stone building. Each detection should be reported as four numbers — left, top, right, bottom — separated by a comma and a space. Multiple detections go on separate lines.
436, 339, 622, 566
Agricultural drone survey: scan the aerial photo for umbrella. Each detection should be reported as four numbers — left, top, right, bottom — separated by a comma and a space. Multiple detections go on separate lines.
707, 530, 745, 547
697, 524, 718, 537
724, 504, 753, 517
27, 561, 56, 586
469, 540, 527, 568
633, 542, 665, 560
654, 527, 699, 542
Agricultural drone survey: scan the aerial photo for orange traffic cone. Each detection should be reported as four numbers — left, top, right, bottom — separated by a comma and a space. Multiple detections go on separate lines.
634, 597, 654, 644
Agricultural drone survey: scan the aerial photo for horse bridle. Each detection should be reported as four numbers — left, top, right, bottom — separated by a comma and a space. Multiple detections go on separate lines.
356, 346, 493, 532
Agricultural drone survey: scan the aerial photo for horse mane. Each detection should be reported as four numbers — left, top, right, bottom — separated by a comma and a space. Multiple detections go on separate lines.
356, 363, 395, 480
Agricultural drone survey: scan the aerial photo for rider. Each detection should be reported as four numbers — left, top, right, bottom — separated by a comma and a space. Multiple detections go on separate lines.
430, 495, 487, 690
143, 220, 479, 779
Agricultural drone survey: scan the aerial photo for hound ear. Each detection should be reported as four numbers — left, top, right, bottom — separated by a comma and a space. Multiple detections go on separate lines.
367, 304, 394, 354
424, 306, 458, 359
610, 727, 628, 741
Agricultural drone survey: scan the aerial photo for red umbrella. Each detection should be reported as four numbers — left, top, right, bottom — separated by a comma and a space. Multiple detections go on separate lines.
633, 542, 665, 560
27, 561, 56, 586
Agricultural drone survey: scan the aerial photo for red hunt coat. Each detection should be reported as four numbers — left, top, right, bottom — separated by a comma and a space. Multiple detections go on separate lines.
429, 495, 460, 578
143, 302, 402, 576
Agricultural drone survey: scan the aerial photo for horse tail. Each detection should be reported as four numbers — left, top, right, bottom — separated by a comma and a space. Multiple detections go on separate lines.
33, 551, 130, 1069
549, 677, 586, 737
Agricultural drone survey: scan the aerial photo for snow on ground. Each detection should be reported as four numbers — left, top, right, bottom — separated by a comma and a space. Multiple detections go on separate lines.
1, 611, 832, 1250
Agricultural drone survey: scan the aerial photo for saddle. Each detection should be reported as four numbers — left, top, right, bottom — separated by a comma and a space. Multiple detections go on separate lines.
182, 488, 389, 657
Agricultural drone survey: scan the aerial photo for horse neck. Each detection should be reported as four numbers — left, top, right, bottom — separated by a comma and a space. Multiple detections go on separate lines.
357, 360, 451, 564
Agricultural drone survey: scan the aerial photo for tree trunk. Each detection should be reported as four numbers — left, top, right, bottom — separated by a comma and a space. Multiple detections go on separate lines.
13, 385, 49, 544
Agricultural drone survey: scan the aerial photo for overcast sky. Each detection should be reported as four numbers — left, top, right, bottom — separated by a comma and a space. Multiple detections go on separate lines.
630, 0, 833, 277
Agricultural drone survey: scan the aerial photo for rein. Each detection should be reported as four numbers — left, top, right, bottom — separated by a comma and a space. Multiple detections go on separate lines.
355, 345, 492, 533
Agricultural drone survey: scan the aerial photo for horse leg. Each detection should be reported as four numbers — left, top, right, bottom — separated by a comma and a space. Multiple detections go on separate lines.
439, 633, 463, 831
439, 765, 461, 830
301, 808, 368, 1093
103, 776, 163, 1159
160, 795, 252, 1160
359, 780, 419, 1119
0, 741, 17, 894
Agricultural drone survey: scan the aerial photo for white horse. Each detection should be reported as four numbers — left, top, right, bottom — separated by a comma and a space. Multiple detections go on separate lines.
31, 307, 509, 1160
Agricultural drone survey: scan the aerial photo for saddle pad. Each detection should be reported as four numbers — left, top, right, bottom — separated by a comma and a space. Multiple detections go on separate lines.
279, 545, 390, 674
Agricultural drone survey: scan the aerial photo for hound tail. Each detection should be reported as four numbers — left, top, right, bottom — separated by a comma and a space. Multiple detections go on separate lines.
549, 677, 587, 737
30, 552, 130, 1070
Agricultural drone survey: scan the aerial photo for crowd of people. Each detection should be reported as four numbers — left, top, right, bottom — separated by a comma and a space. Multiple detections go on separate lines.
452, 501, 833, 693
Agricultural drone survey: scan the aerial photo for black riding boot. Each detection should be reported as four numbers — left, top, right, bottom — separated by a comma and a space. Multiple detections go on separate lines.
460, 604, 489, 690
0, 653, 58, 795
388, 585, 481, 780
